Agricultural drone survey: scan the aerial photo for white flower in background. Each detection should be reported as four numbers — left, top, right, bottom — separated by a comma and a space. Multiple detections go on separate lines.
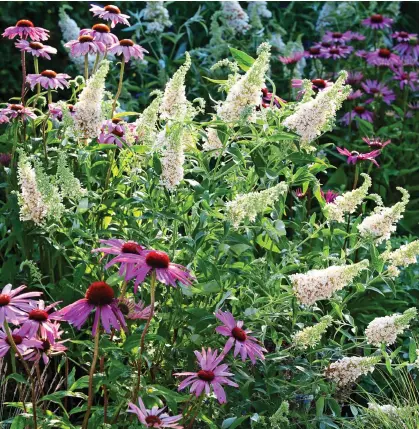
226, 181, 288, 228
384, 240, 419, 271
325, 356, 380, 387
221, 1, 251, 34
283, 71, 351, 147
270, 33, 286, 52
135, 90, 163, 148
365, 308, 417, 347
290, 260, 369, 306
202, 128, 224, 156
141, 1, 172, 34
292, 315, 333, 350
325, 173, 371, 222
368, 403, 400, 417
217, 42, 271, 123
358, 188, 409, 244
248, 1, 271, 29
415, 349, 419, 368
56, 152, 86, 202
160, 125, 185, 190
159, 52, 191, 121
73, 60, 109, 139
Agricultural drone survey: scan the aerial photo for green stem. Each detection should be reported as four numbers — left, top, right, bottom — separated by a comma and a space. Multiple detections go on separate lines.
93, 52, 101, 74
112, 57, 125, 116
33, 56, 40, 107
84, 54, 89, 82
47, 89, 52, 105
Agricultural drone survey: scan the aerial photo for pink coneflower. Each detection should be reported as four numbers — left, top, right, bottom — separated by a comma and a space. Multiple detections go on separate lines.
355, 50, 368, 59
294, 188, 307, 199
392, 32, 419, 59
321, 189, 339, 204
279, 51, 304, 65
321, 45, 352, 60
0, 153, 12, 167
361, 80, 396, 105
175, 348, 238, 404
117, 298, 151, 320
337, 147, 381, 167
366, 48, 401, 67
108, 39, 147, 62
65, 35, 106, 57
260, 88, 284, 108
341, 106, 374, 125
362, 14, 393, 30
89, 4, 130, 28
98, 118, 129, 147
305, 46, 323, 59
346, 71, 364, 85
347, 89, 363, 101
292, 78, 332, 93
215, 310, 267, 364
15, 40, 57, 59
80, 24, 118, 47
128, 398, 183, 428
56, 281, 126, 336
0, 284, 41, 325
25, 336, 68, 364
2, 19, 49, 41
0, 114, 9, 124
362, 137, 391, 149
322, 31, 353, 45
0, 327, 41, 358
1, 104, 36, 121
26, 70, 71, 90
349, 32, 366, 41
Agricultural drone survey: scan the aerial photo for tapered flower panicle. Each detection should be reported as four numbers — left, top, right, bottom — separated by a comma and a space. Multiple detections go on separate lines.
202, 128, 224, 156
292, 315, 333, 350
365, 308, 417, 347
141, 2, 172, 35
384, 240, 419, 271
73, 60, 109, 139
215, 310, 266, 364
226, 182, 288, 228
128, 398, 183, 428
0, 284, 41, 325
3, 19, 49, 41
0, 327, 42, 358
221, 1, 251, 35
325, 173, 371, 222
290, 260, 369, 306
175, 348, 238, 404
358, 188, 409, 244
217, 43, 271, 123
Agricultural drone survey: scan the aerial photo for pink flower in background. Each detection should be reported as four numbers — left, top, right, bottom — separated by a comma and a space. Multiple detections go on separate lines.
366, 48, 401, 67
15, 40, 57, 59
341, 106, 374, 125
175, 348, 238, 404
56, 281, 126, 336
108, 39, 148, 62
98, 118, 129, 147
215, 310, 267, 364
117, 298, 152, 320
321, 189, 339, 204
26, 70, 71, 90
361, 80, 396, 105
355, 50, 368, 59
348, 32, 366, 41
128, 398, 183, 428
347, 89, 363, 101
80, 24, 118, 46
337, 147, 381, 167
392, 32, 419, 59
279, 51, 304, 65
0, 284, 41, 325
346, 71, 364, 85
0, 327, 42, 358
0, 153, 12, 167
305, 46, 322, 59
294, 188, 307, 199
322, 31, 353, 45
25, 336, 68, 365
260, 88, 285, 108
49, 104, 76, 120
362, 14, 393, 30
0, 114, 10, 124
393, 69, 418, 90
2, 19, 49, 41
20, 300, 61, 341
321, 45, 352, 60
362, 137, 391, 149
89, 4, 130, 28
1, 104, 37, 121
65, 35, 106, 56
292, 78, 332, 93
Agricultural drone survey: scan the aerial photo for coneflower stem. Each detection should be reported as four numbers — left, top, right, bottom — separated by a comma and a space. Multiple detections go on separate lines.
120, 281, 128, 300
112, 57, 125, 116
82, 320, 101, 429
3, 321, 37, 428
93, 52, 101, 74
47, 89, 52, 105
21, 51, 26, 105
33, 56, 40, 107
84, 54, 89, 82
132, 270, 156, 401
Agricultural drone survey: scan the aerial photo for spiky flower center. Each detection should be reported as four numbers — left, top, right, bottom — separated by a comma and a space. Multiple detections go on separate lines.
6, 335, 23, 345
399, 31, 409, 38
121, 242, 142, 254
0, 294, 11, 306
41, 70, 57, 78
29, 42, 44, 50
112, 129, 124, 137
104, 5, 121, 14
332, 32, 343, 39
329, 48, 340, 55
16, 19, 34, 28
145, 415, 162, 426
370, 88, 380, 94
309, 47, 320, 55
370, 14, 383, 23
42, 339, 51, 351
312, 78, 326, 89
232, 326, 247, 342
119, 39, 134, 47
92, 23, 110, 33
354, 106, 366, 114
79, 35, 94, 43
85, 281, 114, 306
321, 42, 331, 48
118, 303, 130, 315
29, 309, 49, 321
112, 117, 122, 124
145, 251, 170, 269
378, 48, 391, 58
68, 104, 74, 112
10, 104, 24, 111
197, 370, 215, 382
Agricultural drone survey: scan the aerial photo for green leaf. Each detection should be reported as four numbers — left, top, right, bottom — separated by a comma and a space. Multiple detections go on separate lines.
6, 373, 29, 386
316, 396, 325, 417
222, 416, 250, 429
409, 339, 417, 363
10, 415, 26, 429
229, 47, 255, 71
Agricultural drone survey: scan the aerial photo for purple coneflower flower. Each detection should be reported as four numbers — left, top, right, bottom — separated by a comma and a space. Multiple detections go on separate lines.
57, 281, 126, 336
26, 70, 71, 91
305, 46, 323, 59
347, 89, 363, 101
362, 137, 391, 149
393, 69, 418, 90
321, 45, 352, 60
346, 71, 364, 85
322, 31, 353, 45
349, 32, 366, 41
0, 327, 41, 358
392, 32, 419, 59
341, 106, 374, 125
0, 153, 12, 167
20, 300, 61, 341
108, 39, 148, 62
98, 118, 129, 147
337, 147, 381, 167
90, 4, 130, 28
294, 188, 307, 199
25, 336, 68, 365
80, 24, 118, 47
292, 78, 332, 93
361, 79, 396, 105
128, 398, 183, 428
2, 19, 49, 41
362, 14, 393, 30
0, 114, 9, 124
174, 348, 238, 404
321, 189, 339, 204
1, 104, 36, 121
215, 310, 267, 364
0, 284, 41, 325
65, 35, 106, 57
260, 88, 284, 108
15, 40, 57, 59
366, 48, 401, 67
279, 51, 304, 65
117, 298, 151, 320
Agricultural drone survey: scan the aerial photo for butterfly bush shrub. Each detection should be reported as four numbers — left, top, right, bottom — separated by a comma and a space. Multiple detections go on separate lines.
0, 2, 418, 429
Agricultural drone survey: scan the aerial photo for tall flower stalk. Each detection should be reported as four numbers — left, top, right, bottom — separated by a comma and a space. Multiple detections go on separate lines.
112, 56, 125, 115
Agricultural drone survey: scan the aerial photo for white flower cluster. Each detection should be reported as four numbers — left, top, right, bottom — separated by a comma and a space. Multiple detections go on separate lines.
292, 315, 333, 350
270, 33, 286, 52
159, 52, 191, 121
56, 152, 86, 202
73, 60, 109, 139
226, 181, 288, 228
135, 91, 163, 148
160, 126, 185, 190
325, 173, 371, 222
202, 128, 224, 156
217, 42, 271, 123
384, 240, 419, 270
365, 308, 417, 347
141, 1, 172, 34
283, 71, 351, 147
368, 403, 400, 417
358, 188, 409, 244
248, 1, 271, 29
221, 1, 251, 35
290, 260, 369, 306
325, 356, 380, 387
